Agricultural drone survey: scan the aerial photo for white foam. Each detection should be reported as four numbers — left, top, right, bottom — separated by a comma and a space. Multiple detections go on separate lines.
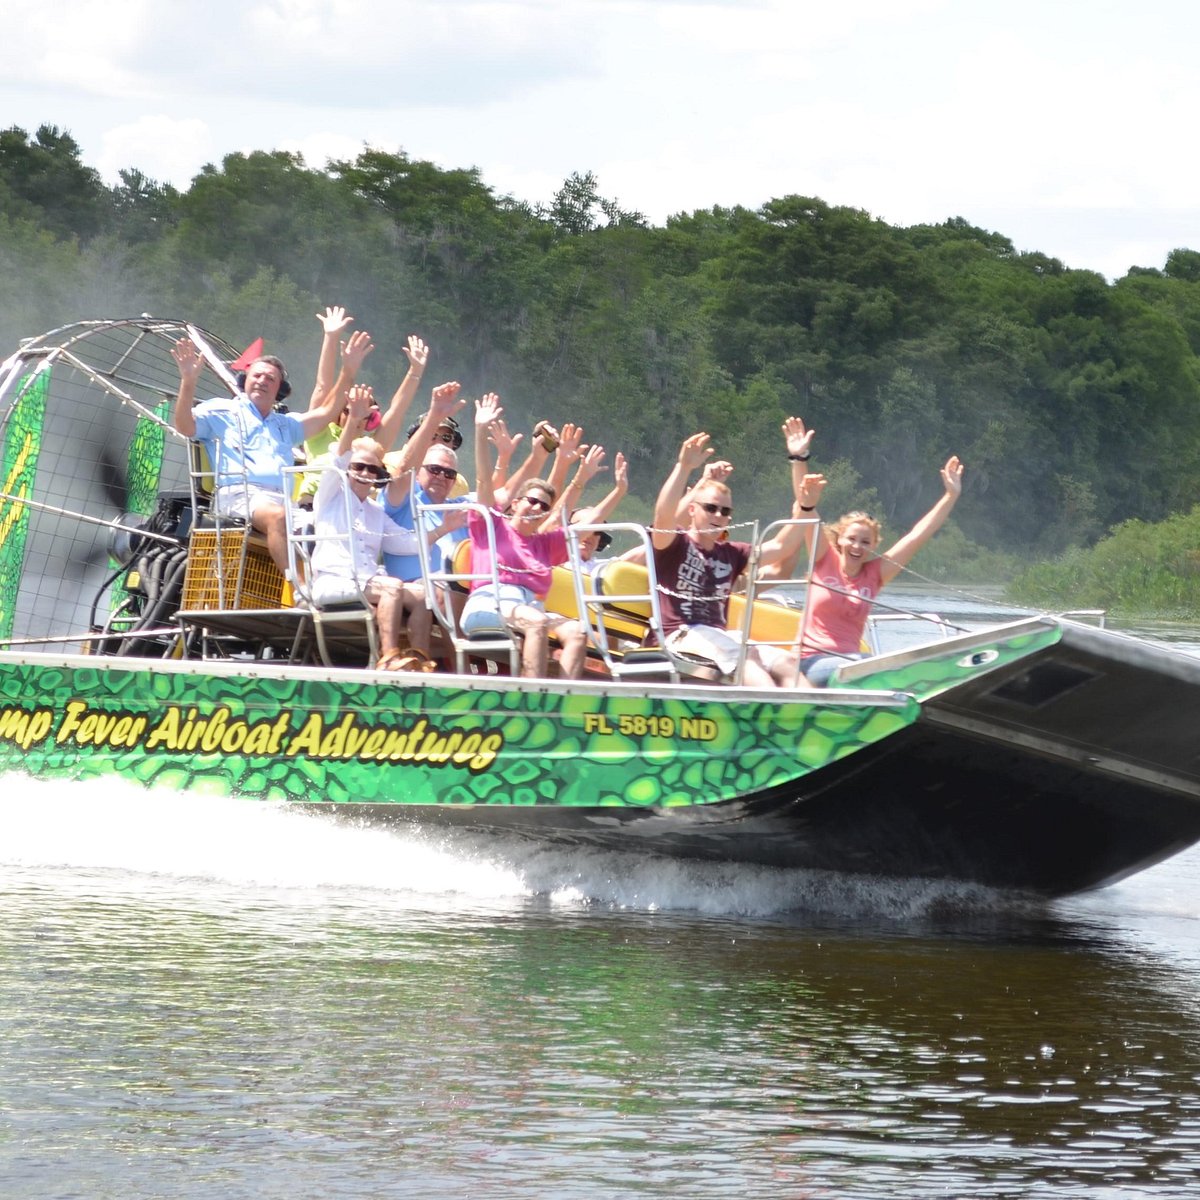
1, 773, 524, 901
0, 773, 1031, 922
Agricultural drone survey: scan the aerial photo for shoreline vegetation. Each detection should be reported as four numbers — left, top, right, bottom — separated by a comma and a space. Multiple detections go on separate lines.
1008, 506, 1200, 618
3, 124, 1200, 617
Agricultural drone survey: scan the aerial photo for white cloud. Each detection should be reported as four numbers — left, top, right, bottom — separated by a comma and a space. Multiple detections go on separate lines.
10, 0, 156, 99
2, 0, 1198, 278
277, 130, 376, 172
95, 116, 215, 187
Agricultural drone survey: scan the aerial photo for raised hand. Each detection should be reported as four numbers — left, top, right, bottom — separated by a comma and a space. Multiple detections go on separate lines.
798, 472, 827, 509
488, 418, 523, 460
476, 392, 503, 427
171, 337, 204, 383
317, 305, 353, 335
782, 416, 815, 460
613, 451, 629, 492
557, 422, 584, 463
429, 380, 463, 418
346, 384, 374, 425
576, 443, 607, 484
404, 335, 429, 373
341, 330, 375, 372
701, 459, 734, 484
533, 420, 560, 451
941, 456, 964, 498
678, 432, 713, 473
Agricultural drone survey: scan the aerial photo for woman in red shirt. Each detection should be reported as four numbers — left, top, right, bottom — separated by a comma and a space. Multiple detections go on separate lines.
798, 456, 964, 685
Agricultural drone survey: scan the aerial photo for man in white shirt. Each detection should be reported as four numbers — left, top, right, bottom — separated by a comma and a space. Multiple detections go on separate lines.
312, 382, 465, 671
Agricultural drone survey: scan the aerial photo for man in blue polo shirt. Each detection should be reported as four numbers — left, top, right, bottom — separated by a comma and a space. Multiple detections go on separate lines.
171, 332, 372, 573
383, 441, 469, 583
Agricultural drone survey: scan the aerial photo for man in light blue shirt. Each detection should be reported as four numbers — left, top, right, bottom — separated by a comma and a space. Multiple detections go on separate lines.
172, 333, 371, 573
383, 442, 470, 582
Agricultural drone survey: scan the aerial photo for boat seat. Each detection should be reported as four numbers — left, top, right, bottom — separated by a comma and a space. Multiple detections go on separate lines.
591, 560, 805, 647
440, 537, 665, 678
417, 506, 522, 675
181, 438, 296, 611
278, 464, 380, 668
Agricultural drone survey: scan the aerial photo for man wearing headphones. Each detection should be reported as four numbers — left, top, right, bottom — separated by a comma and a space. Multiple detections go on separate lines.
171, 332, 373, 574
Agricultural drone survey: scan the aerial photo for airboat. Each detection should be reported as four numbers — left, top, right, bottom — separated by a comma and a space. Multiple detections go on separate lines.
1, 316, 1199, 897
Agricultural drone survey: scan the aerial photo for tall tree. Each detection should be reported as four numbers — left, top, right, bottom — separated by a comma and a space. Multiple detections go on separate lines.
0, 124, 110, 240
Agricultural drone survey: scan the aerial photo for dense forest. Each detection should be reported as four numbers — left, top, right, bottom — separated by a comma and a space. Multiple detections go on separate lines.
3, 122, 1200, 596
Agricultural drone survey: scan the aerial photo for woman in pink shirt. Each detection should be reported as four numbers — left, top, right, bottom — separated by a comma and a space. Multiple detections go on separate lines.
461, 394, 603, 679
797, 456, 964, 685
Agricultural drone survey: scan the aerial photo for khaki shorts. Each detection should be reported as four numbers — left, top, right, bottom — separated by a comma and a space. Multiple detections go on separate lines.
666, 625, 790, 678
214, 484, 286, 521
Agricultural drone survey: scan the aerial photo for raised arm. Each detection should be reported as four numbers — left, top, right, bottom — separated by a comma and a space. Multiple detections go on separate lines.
473, 393, 505, 510
757, 416, 820, 568
782, 415, 814, 500
541, 443, 607, 530
335, 385, 374, 458
498, 419, 555, 501
297, 330, 374, 438
653, 434, 712, 550
171, 337, 204, 438
333, 386, 374, 456
793, 473, 829, 567
375, 334, 430, 450
675, 458, 733, 525
487, 418, 523, 495
578, 451, 628, 525
383, 381, 464, 505
308, 305, 354, 409
878, 456, 963, 584
547, 423, 583, 497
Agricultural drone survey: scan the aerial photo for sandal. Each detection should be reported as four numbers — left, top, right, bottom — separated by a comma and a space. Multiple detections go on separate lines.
395, 648, 439, 673
376, 648, 406, 671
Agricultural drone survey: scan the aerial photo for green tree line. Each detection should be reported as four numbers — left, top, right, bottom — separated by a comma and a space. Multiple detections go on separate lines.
3, 122, 1200, 588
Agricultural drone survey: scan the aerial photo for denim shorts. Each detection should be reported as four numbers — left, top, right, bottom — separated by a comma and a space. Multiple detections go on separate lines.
461, 583, 540, 634
800, 652, 866, 687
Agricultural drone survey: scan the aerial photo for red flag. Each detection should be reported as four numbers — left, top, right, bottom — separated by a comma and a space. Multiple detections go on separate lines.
230, 337, 264, 370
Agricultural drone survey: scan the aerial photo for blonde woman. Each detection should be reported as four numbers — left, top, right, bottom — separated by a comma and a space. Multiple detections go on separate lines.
797, 456, 964, 685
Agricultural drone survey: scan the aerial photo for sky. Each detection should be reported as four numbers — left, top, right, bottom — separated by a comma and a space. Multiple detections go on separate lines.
3, 0, 1196, 280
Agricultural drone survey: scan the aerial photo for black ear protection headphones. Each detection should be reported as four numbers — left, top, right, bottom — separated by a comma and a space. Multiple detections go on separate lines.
406, 412, 463, 450
235, 356, 292, 402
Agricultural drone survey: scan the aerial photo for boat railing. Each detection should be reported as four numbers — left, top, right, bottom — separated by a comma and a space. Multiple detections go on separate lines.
413, 497, 521, 675
564, 520, 691, 683
274, 464, 380, 667
1057, 608, 1107, 627
741, 515, 825, 685
863, 611, 954, 655
176, 325, 284, 615
564, 515, 829, 687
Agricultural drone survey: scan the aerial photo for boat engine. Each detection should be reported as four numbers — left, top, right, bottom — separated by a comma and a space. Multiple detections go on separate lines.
89, 491, 195, 656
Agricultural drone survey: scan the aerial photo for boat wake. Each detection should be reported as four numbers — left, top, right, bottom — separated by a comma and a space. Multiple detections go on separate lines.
1, 774, 1037, 924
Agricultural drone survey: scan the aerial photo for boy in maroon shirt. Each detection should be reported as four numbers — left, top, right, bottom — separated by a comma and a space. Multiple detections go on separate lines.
651, 427, 812, 688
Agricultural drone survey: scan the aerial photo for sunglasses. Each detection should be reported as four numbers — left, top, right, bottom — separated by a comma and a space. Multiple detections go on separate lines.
339, 409, 382, 432
431, 429, 458, 445
349, 462, 389, 481
696, 501, 733, 518
422, 463, 457, 480
521, 494, 552, 512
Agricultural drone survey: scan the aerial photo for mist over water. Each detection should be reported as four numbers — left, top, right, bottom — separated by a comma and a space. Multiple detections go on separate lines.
3, 773, 1037, 926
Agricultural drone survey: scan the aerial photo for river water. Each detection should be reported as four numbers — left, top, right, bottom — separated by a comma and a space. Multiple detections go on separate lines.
3, 594, 1200, 1199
